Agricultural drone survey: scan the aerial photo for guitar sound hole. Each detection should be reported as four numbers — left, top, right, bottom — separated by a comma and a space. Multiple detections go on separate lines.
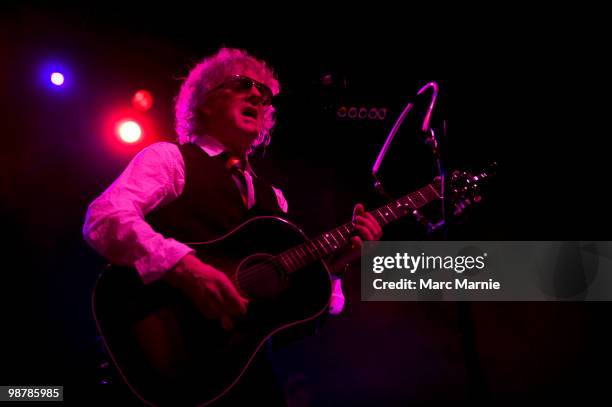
235, 254, 286, 300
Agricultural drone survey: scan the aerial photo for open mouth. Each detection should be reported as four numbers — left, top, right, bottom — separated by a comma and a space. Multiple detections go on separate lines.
241, 107, 258, 120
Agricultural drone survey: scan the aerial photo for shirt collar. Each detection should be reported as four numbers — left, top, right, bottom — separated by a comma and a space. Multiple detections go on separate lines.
194, 134, 227, 157
193, 135, 253, 173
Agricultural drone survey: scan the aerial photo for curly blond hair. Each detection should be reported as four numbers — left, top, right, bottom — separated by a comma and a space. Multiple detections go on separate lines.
174, 48, 280, 153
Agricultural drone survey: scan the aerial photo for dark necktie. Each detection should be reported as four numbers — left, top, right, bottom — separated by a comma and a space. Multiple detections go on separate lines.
225, 155, 249, 207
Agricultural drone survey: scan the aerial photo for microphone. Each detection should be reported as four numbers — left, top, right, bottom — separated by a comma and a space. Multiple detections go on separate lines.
416, 81, 439, 132
371, 81, 440, 180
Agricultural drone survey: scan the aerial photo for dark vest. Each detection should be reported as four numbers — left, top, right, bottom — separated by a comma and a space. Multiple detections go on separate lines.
146, 143, 284, 242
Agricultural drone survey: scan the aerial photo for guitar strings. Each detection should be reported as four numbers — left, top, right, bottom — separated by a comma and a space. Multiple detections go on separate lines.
226, 204, 419, 289
228, 189, 437, 290
233, 235, 352, 290
231, 222, 356, 289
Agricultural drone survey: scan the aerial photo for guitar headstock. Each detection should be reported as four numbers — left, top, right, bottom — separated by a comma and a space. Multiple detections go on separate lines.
434, 162, 497, 216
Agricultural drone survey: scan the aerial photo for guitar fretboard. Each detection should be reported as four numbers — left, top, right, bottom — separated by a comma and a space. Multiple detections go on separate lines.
276, 183, 440, 273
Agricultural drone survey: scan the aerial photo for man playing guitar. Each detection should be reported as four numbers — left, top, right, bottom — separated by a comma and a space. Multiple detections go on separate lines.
84, 47, 382, 406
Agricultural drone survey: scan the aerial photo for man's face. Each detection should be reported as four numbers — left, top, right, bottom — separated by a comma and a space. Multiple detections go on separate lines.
200, 68, 271, 154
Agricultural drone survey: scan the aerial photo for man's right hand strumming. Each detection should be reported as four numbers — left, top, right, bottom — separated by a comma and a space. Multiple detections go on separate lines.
163, 253, 249, 331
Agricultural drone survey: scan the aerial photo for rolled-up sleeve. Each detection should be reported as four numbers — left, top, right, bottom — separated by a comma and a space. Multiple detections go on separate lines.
83, 142, 193, 284
329, 278, 345, 315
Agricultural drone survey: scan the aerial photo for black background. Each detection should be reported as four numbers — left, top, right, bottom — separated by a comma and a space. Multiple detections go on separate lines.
1, 4, 609, 405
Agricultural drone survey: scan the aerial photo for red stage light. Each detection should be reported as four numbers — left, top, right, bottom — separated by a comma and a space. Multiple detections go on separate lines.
132, 90, 154, 111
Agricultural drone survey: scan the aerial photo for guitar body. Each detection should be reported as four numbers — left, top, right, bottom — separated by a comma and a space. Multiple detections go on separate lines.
93, 216, 332, 406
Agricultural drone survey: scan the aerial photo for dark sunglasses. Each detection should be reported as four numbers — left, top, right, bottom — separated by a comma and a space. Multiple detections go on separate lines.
210, 74, 274, 106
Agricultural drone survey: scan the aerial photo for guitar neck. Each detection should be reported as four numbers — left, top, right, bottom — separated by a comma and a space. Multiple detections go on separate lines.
277, 183, 440, 274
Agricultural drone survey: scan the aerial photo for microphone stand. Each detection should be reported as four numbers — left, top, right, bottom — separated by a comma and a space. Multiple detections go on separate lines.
417, 82, 489, 402
371, 81, 489, 403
